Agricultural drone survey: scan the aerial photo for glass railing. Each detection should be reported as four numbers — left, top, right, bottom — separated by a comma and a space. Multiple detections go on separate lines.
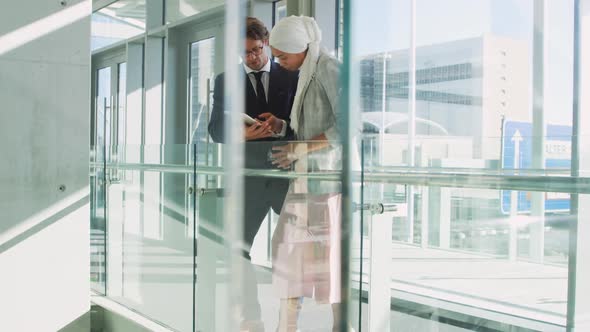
90, 145, 106, 294
356, 136, 589, 331
89, 137, 590, 331
91, 145, 195, 331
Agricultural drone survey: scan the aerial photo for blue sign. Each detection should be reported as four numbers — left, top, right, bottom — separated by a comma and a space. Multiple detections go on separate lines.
501, 121, 572, 214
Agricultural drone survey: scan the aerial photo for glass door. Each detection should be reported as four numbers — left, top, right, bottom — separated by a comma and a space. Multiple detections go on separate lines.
188, 36, 216, 182
91, 51, 126, 294
182, 25, 224, 332
90, 65, 111, 293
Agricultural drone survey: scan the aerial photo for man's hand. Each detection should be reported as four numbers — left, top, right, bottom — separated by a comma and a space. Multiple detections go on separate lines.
258, 113, 284, 134
245, 122, 273, 141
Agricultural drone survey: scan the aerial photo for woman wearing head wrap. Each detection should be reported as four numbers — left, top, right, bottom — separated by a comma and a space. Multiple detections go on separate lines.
269, 16, 343, 331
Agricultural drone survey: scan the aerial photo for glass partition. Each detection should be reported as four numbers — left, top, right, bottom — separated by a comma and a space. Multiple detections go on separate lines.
194, 139, 353, 331
347, 1, 588, 329
356, 134, 589, 331
101, 144, 195, 331
91, 141, 353, 331
89, 0, 590, 331
90, 66, 112, 294
90, 138, 590, 331
90, 145, 106, 294
212, 2, 361, 326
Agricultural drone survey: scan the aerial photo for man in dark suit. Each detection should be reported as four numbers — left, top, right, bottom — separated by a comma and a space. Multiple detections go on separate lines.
208, 17, 298, 330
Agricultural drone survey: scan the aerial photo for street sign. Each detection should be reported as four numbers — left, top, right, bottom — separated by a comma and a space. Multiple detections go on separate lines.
501, 120, 572, 214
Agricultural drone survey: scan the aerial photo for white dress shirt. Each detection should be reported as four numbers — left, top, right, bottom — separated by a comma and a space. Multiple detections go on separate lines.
243, 59, 271, 101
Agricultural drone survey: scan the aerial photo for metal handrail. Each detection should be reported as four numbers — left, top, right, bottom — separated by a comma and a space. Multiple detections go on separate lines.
91, 161, 590, 194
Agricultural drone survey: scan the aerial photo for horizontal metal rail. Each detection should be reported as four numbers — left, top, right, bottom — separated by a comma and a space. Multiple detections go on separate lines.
369, 165, 572, 176
90, 162, 590, 194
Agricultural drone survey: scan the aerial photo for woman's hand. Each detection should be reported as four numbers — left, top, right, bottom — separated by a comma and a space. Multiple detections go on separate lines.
245, 122, 273, 141
271, 143, 306, 169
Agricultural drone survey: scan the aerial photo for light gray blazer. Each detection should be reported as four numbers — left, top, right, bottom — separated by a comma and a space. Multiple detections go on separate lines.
294, 51, 341, 143
292, 51, 343, 193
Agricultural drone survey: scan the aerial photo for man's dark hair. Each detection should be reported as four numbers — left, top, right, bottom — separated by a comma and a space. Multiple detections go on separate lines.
246, 17, 269, 41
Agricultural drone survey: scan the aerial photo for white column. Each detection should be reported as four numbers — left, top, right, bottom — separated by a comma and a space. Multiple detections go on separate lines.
122, 42, 144, 303
195, 190, 223, 332
568, 1, 590, 330
420, 188, 430, 248
312, 0, 338, 52
222, 1, 246, 331
368, 212, 393, 332
428, 187, 451, 249
146, 0, 164, 30
407, 0, 417, 244
530, 0, 547, 263
143, 35, 165, 240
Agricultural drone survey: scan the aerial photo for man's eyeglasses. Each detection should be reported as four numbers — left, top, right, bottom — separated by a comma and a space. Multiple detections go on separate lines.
244, 46, 264, 57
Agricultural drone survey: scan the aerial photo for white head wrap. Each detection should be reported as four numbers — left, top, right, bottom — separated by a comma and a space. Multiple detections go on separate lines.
270, 16, 322, 136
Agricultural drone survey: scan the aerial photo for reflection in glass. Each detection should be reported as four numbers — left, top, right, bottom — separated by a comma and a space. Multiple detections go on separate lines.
350, 0, 580, 330
166, 0, 225, 24
91, 66, 111, 294
117, 63, 127, 154
91, 0, 146, 51
189, 37, 215, 169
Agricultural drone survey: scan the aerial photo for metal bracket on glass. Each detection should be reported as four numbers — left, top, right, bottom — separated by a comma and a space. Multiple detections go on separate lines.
353, 202, 397, 214
196, 187, 224, 197
106, 177, 121, 184
189, 187, 221, 196
102, 173, 120, 185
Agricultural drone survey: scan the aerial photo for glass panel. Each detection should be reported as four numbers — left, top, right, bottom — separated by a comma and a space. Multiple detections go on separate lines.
351, 0, 582, 330
117, 63, 127, 154
92, 0, 146, 51
96, 67, 112, 153
195, 141, 346, 331
189, 37, 216, 172
204, 9, 354, 330
166, 0, 225, 24
90, 145, 106, 294
91, 66, 112, 294
357, 133, 585, 330
105, 144, 195, 332
361, 184, 573, 330
414, 0, 534, 164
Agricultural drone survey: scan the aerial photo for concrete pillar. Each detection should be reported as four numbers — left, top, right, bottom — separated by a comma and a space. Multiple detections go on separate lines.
0, 0, 91, 330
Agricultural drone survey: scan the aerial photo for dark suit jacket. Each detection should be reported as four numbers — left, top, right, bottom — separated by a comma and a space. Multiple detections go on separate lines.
208, 61, 298, 168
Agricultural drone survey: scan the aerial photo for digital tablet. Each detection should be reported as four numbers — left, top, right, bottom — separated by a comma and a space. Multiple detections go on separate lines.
243, 113, 258, 125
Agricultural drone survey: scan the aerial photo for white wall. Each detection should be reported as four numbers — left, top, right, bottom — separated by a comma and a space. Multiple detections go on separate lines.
0, 0, 91, 330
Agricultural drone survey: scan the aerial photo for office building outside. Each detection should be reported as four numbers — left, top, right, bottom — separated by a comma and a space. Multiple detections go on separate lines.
360, 34, 530, 162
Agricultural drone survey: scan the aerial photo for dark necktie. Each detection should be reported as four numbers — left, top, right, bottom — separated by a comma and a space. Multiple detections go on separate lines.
252, 71, 268, 113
